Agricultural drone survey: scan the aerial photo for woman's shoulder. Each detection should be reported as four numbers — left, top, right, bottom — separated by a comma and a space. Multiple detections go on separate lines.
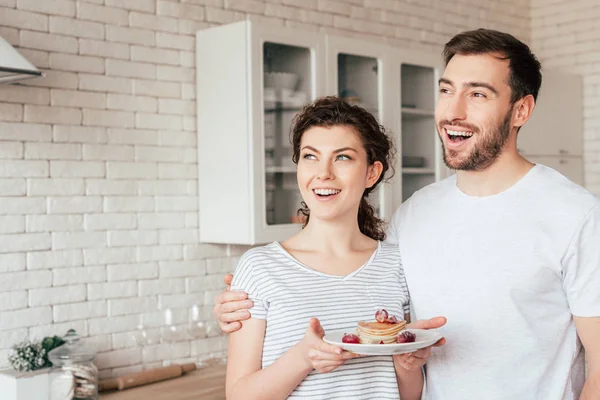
236, 242, 282, 270
377, 240, 401, 258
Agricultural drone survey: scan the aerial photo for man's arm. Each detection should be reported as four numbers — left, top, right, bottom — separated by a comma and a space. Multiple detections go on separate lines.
575, 316, 600, 399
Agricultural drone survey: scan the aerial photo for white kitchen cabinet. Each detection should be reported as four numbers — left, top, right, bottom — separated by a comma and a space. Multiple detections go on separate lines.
393, 50, 446, 205
196, 19, 325, 244
518, 70, 583, 157
528, 156, 584, 186
196, 19, 445, 245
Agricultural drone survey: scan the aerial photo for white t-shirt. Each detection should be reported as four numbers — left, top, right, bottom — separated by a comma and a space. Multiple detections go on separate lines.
387, 164, 600, 400
230, 241, 410, 399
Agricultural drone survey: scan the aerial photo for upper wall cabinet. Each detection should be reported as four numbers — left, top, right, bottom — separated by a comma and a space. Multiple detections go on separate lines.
393, 50, 447, 205
196, 20, 325, 245
518, 70, 583, 157
325, 36, 395, 219
196, 19, 445, 245
518, 70, 584, 185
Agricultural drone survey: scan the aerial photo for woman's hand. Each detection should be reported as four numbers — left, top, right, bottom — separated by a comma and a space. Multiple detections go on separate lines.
213, 273, 254, 333
393, 347, 432, 371
298, 318, 359, 373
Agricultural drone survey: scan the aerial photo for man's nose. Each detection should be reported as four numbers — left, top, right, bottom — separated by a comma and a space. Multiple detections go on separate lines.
444, 95, 467, 122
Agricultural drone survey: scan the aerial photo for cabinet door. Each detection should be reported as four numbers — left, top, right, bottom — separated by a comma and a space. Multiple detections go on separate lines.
326, 36, 395, 220
518, 70, 583, 156
528, 156, 584, 186
250, 21, 327, 244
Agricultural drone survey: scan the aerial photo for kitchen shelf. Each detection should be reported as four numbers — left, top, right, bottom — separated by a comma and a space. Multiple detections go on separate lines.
266, 166, 297, 173
401, 107, 434, 118
402, 168, 435, 174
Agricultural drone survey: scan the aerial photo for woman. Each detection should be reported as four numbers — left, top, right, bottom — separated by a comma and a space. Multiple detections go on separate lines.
226, 96, 436, 399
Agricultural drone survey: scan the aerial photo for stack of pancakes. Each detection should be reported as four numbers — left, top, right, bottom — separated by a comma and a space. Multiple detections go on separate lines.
357, 320, 407, 344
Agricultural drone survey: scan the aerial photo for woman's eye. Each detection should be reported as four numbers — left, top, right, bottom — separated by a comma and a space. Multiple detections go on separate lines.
302, 154, 316, 160
336, 154, 351, 161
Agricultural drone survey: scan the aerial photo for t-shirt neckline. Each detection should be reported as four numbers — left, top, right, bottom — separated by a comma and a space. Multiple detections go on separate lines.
452, 164, 540, 201
271, 240, 381, 280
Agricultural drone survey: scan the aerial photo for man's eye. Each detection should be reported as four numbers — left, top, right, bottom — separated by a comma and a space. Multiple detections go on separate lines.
439, 88, 451, 94
473, 92, 486, 98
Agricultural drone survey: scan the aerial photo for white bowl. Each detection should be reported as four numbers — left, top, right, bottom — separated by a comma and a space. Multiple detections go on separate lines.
264, 72, 299, 91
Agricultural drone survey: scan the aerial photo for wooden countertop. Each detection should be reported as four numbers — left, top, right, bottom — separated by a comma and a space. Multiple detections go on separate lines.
100, 364, 226, 400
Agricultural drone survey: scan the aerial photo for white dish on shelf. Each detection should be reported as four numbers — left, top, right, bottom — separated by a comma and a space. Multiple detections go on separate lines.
323, 328, 443, 356
264, 72, 299, 91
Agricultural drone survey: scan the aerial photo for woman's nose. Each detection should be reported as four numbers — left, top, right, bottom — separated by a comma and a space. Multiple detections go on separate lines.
316, 162, 334, 180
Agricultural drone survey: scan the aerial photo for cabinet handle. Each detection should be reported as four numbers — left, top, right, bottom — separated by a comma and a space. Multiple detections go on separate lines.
559, 149, 568, 154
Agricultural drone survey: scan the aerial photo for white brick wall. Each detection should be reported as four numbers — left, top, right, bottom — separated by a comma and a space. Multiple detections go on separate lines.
0, 0, 530, 375
531, 0, 600, 196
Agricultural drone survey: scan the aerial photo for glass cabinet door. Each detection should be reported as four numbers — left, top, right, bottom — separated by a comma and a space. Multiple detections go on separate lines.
263, 42, 312, 226
336, 53, 384, 216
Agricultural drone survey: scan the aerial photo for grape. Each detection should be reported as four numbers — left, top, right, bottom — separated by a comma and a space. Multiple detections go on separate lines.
387, 316, 399, 324
375, 309, 388, 323
396, 331, 416, 343
342, 333, 360, 344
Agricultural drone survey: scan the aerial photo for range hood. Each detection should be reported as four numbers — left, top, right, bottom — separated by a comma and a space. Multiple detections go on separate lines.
0, 36, 43, 84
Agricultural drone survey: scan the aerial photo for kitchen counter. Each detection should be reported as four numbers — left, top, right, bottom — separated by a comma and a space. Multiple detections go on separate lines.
100, 364, 226, 400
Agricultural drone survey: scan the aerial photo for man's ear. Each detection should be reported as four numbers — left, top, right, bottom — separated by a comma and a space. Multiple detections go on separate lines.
366, 161, 383, 188
513, 94, 535, 129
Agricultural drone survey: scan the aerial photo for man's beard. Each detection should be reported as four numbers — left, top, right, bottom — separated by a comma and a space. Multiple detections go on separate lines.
439, 110, 512, 171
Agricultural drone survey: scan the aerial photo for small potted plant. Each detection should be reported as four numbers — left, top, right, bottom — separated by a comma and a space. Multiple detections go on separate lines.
0, 335, 66, 400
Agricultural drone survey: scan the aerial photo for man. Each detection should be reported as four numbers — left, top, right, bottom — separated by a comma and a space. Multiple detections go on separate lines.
213, 29, 600, 399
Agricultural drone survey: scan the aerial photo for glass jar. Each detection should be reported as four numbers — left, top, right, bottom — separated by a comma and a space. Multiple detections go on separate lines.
48, 329, 98, 400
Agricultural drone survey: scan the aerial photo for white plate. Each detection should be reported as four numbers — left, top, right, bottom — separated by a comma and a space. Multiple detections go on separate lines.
323, 328, 443, 356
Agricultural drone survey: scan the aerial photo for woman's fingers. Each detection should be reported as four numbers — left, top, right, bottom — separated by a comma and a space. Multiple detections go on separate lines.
308, 348, 355, 362
412, 347, 432, 360
314, 361, 345, 373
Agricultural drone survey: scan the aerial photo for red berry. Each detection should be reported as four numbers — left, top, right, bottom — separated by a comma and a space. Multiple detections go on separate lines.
396, 331, 416, 343
387, 316, 399, 324
379, 341, 384, 344
342, 333, 360, 344
375, 309, 388, 323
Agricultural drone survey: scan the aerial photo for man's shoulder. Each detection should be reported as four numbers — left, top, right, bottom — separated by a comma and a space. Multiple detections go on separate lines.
404, 174, 456, 207
533, 164, 600, 212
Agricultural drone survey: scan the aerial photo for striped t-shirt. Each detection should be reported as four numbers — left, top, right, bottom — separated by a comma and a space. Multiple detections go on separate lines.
230, 241, 410, 399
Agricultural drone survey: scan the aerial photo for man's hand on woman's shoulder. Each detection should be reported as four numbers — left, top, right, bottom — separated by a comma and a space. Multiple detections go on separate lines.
213, 273, 254, 333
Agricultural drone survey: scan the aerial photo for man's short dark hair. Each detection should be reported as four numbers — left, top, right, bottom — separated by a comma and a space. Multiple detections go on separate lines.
443, 28, 542, 103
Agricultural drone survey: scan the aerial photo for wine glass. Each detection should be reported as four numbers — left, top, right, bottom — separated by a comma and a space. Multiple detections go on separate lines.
187, 304, 207, 339
132, 324, 160, 370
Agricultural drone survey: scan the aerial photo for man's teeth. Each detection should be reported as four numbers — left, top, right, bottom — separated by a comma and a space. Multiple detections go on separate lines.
447, 129, 473, 137
314, 189, 341, 195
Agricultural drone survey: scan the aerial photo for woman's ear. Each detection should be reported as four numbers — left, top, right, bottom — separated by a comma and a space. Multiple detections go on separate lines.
366, 161, 383, 188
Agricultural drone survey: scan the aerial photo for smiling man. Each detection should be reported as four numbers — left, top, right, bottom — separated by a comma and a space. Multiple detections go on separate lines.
213, 29, 600, 399
388, 29, 600, 399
